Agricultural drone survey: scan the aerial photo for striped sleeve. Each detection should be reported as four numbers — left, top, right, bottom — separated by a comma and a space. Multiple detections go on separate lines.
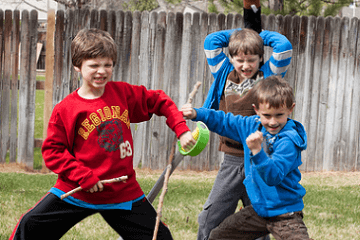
203, 29, 239, 109
260, 30, 293, 78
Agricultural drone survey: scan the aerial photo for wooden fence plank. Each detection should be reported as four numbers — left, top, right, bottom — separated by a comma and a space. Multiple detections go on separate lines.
137, 11, 151, 168
10, 10, 20, 163
1, 10, 12, 162
345, 17, 359, 170
59, 9, 74, 103
53, 10, 64, 105
301, 16, 317, 171
121, 11, 133, 83
18, 11, 30, 165
355, 19, 360, 171
323, 17, 341, 171
0, 10, 3, 163
112, 10, 124, 82
42, 9, 55, 172
130, 11, 143, 168
150, 11, 168, 170
315, 17, 333, 171
337, 17, 351, 171
311, 16, 326, 171
163, 12, 185, 169
178, 12, 193, 169
17, 10, 38, 167
332, 17, 347, 171
196, 12, 211, 171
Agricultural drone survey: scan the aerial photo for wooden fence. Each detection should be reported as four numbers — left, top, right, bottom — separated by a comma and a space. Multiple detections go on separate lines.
1, 9, 360, 172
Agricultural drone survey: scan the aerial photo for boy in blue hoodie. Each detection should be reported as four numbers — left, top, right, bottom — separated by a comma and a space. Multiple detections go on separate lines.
181, 76, 311, 240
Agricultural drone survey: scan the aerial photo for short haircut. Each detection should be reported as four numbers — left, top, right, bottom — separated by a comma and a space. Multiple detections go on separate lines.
71, 28, 117, 68
228, 28, 264, 58
252, 75, 295, 109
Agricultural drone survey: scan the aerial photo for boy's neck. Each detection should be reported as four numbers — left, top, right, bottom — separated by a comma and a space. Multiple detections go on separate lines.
77, 86, 105, 99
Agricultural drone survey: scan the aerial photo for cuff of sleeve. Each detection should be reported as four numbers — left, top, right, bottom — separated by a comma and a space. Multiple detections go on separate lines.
79, 174, 100, 191
193, 108, 204, 122
251, 148, 267, 165
172, 122, 191, 138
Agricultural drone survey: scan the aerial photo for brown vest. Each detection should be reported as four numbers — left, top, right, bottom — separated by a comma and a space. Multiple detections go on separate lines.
218, 70, 263, 157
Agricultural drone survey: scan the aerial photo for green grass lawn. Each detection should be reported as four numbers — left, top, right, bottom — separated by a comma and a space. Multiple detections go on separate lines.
0, 170, 359, 240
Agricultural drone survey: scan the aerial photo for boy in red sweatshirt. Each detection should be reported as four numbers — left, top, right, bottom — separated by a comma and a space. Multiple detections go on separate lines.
9, 28, 195, 240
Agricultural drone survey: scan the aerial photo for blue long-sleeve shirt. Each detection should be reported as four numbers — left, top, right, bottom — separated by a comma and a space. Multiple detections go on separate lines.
194, 107, 307, 217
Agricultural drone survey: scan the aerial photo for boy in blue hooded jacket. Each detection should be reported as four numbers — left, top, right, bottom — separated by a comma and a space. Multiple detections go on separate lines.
181, 76, 311, 240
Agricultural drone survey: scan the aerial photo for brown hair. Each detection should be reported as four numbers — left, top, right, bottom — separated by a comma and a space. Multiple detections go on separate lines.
71, 28, 117, 68
252, 75, 295, 109
228, 28, 264, 58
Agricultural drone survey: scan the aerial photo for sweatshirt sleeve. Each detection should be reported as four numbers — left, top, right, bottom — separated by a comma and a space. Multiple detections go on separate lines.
260, 30, 293, 78
250, 138, 299, 186
127, 84, 190, 138
194, 107, 249, 144
42, 107, 99, 191
202, 29, 238, 110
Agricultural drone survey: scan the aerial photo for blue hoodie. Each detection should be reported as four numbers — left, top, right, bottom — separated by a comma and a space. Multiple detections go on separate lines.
194, 107, 307, 217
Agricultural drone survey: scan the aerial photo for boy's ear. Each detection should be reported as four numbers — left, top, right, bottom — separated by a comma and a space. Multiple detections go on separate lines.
74, 66, 81, 73
288, 102, 296, 114
252, 104, 259, 114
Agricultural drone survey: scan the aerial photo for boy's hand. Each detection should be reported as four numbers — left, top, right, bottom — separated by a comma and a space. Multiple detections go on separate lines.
181, 103, 197, 119
88, 181, 104, 193
246, 130, 263, 155
179, 131, 196, 152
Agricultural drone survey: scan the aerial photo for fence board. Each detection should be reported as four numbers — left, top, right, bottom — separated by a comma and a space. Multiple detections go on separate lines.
17, 10, 38, 167
10, 10, 20, 163
179, 13, 194, 169
311, 17, 326, 171
0, 10, 3, 163
301, 16, 317, 171
54, 10, 64, 105
150, 11, 167, 170
1, 10, 12, 162
345, 17, 359, 170
138, 11, 151, 168
336, 17, 350, 171
355, 19, 360, 171
130, 11, 143, 168
323, 17, 341, 171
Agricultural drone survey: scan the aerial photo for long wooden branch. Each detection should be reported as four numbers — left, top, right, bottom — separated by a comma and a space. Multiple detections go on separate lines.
152, 81, 202, 240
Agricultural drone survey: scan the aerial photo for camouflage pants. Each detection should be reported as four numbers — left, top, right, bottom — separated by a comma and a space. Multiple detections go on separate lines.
209, 205, 311, 240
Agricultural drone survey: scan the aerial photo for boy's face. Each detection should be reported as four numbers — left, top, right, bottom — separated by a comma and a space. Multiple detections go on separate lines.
232, 52, 262, 79
254, 102, 295, 135
74, 57, 113, 93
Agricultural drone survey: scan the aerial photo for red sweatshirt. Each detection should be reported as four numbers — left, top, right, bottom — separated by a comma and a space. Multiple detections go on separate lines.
42, 81, 189, 204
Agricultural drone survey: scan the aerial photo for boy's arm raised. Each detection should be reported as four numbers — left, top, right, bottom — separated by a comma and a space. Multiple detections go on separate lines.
203, 29, 239, 110
260, 30, 293, 78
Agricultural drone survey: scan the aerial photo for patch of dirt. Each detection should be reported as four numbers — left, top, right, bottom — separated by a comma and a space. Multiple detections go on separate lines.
1, 163, 359, 185
0, 163, 51, 174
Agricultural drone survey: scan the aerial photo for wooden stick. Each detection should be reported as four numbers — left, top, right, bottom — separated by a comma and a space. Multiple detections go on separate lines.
152, 81, 202, 240
152, 135, 177, 240
60, 175, 128, 200
186, 81, 202, 104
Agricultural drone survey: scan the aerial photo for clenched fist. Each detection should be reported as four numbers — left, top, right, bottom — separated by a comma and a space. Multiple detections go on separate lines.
246, 130, 263, 155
